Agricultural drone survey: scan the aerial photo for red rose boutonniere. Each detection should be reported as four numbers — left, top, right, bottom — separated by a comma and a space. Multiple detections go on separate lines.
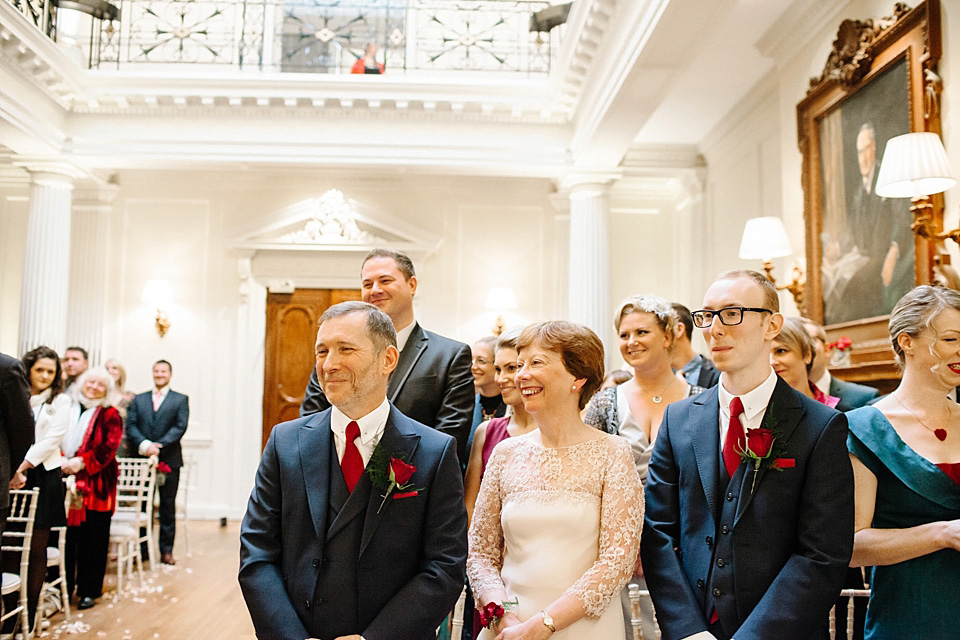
738, 402, 788, 493
367, 444, 423, 513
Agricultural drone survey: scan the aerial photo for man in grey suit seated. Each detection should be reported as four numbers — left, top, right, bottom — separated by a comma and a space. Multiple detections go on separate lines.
800, 318, 878, 411
301, 249, 475, 464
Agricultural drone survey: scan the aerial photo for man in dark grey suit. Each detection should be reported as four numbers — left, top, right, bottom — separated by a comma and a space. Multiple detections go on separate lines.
301, 249, 475, 464
125, 360, 189, 565
240, 301, 467, 640
801, 318, 878, 411
0, 352, 35, 537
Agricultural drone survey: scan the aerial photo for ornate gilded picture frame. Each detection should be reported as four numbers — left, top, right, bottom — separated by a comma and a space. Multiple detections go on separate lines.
796, 0, 943, 386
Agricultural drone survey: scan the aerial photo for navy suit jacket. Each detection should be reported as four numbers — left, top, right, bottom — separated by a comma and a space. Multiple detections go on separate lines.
642, 377, 854, 640
239, 404, 467, 640
301, 323, 475, 464
828, 376, 878, 412
125, 390, 190, 468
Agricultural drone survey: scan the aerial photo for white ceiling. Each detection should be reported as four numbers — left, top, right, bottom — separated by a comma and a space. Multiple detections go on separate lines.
634, 0, 797, 145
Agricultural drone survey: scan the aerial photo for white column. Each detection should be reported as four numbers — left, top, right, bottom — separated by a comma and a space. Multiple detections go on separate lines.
66, 187, 118, 364
564, 174, 618, 365
673, 167, 708, 307
18, 171, 74, 356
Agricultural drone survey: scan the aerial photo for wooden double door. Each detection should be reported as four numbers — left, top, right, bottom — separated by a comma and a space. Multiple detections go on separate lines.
262, 288, 361, 449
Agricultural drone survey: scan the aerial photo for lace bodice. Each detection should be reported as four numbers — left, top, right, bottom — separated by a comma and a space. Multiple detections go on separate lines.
467, 433, 643, 618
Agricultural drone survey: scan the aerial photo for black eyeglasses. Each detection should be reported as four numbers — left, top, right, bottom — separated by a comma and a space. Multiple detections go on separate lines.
691, 306, 772, 328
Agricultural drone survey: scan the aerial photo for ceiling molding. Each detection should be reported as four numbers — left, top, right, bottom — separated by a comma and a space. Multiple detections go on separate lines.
755, 0, 850, 65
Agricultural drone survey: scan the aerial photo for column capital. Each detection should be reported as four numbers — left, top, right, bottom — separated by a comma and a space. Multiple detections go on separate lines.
73, 184, 121, 210
13, 158, 87, 188
556, 170, 622, 198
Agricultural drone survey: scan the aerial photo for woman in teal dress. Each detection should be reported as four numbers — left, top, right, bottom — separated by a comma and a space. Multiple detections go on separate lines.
847, 285, 960, 640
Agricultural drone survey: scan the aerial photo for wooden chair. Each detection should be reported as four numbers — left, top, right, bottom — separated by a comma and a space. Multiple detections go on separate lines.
41, 525, 70, 625
1, 488, 39, 640
175, 454, 193, 557
109, 458, 154, 592
830, 588, 871, 640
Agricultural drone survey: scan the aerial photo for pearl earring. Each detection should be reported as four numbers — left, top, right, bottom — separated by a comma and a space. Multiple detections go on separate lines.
571, 385, 577, 390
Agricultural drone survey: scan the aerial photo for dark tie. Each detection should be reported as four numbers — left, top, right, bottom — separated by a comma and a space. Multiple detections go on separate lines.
722, 396, 745, 478
341, 421, 363, 492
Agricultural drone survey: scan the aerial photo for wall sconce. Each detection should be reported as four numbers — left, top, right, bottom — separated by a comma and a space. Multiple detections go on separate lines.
141, 279, 172, 337
485, 287, 517, 336
876, 131, 958, 242
739, 216, 805, 308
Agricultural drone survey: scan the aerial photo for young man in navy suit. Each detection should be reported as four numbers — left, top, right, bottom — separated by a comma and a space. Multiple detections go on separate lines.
240, 301, 467, 640
643, 270, 854, 640
126, 360, 189, 565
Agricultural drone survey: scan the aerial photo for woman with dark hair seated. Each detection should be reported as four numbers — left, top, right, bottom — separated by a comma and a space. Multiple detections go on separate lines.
4, 346, 69, 632
61, 367, 123, 611
847, 285, 960, 638
468, 321, 643, 639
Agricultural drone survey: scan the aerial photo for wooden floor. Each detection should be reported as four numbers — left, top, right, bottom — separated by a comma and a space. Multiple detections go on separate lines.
42, 520, 255, 639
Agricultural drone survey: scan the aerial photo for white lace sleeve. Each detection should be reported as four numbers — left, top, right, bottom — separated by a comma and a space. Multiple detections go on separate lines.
564, 437, 644, 617
466, 441, 509, 603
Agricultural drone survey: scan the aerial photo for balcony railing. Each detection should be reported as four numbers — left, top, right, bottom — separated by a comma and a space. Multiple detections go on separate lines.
37, 0, 560, 74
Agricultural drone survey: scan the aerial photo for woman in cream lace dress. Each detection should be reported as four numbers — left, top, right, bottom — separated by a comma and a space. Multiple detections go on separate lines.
468, 321, 644, 640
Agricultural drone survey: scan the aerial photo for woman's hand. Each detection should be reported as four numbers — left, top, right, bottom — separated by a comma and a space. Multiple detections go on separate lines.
495, 615, 553, 640
940, 519, 960, 551
8, 472, 26, 490
61, 456, 83, 475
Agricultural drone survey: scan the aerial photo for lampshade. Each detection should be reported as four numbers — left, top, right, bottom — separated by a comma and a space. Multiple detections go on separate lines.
739, 217, 792, 261
484, 287, 517, 311
875, 132, 957, 198
141, 279, 173, 307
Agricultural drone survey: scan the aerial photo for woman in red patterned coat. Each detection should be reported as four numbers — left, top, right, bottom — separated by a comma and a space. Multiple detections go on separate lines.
61, 366, 123, 611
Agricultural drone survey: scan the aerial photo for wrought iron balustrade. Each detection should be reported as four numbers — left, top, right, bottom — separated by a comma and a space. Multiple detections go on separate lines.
87, 0, 559, 74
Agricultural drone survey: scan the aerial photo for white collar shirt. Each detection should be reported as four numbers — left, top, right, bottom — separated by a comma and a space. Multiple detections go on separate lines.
395, 320, 416, 354
330, 398, 391, 467
814, 371, 832, 397
717, 368, 779, 447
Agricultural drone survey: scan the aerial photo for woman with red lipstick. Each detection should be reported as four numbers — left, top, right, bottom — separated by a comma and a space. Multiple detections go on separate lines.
468, 321, 643, 640
847, 285, 960, 639
770, 317, 839, 408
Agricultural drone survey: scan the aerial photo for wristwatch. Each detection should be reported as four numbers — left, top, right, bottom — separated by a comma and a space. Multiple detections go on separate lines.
539, 610, 556, 633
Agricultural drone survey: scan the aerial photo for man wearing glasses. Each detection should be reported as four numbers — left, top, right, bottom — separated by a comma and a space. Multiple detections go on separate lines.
642, 270, 854, 640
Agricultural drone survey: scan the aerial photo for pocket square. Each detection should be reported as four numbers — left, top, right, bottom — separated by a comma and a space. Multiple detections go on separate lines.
772, 458, 795, 469
393, 491, 419, 500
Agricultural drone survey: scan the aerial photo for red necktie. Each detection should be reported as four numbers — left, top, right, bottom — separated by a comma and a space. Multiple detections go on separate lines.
722, 396, 745, 478
341, 421, 363, 492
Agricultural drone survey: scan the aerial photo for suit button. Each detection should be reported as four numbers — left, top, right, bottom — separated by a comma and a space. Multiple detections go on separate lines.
304, 600, 311, 609
721, 525, 730, 534
315, 597, 324, 605
716, 558, 725, 567
726, 492, 734, 501
312, 557, 320, 568
705, 536, 713, 548
713, 588, 722, 597
697, 579, 704, 588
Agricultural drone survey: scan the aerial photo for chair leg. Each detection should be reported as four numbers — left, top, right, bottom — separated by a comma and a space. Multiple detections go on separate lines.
133, 539, 144, 588
59, 553, 71, 621
115, 541, 124, 595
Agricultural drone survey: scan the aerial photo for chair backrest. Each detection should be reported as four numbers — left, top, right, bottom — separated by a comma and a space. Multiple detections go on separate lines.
115, 457, 157, 520
1, 488, 40, 556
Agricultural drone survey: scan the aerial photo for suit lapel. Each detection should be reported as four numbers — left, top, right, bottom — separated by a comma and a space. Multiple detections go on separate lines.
690, 387, 721, 524
734, 378, 804, 525
359, 407, 421, 557
388, 324, 428, 401
326, 467, 373, 541
299, 414, 333, 540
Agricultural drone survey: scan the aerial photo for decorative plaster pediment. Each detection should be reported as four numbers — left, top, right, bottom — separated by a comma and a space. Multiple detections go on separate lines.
232, 189, 441, 256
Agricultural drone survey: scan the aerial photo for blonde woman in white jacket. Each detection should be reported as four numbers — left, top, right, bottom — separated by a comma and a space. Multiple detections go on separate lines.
6, 346, 70, 633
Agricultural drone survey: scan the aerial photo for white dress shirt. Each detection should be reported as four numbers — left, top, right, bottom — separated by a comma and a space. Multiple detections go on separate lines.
717, 368, 779, 447
814, 370, 832, 397
329, 398, 390, 467
395, 320, 416, 354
